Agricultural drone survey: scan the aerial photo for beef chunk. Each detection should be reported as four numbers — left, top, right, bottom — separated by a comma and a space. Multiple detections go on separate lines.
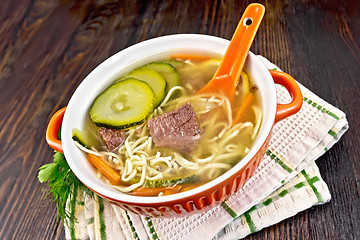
98, 127, 125, 152
147, 103, 200, 152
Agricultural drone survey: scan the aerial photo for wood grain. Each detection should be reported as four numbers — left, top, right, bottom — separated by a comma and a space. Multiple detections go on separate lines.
0, 0, 359, 239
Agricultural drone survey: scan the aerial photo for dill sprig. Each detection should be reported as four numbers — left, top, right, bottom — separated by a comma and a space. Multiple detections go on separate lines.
38, 151, 92, 227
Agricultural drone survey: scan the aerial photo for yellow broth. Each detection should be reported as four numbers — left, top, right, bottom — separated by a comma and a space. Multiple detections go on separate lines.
74, 55, 262, 196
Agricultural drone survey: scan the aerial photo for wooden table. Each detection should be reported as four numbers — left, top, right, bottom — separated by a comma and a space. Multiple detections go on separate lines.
1, 0, 359, 239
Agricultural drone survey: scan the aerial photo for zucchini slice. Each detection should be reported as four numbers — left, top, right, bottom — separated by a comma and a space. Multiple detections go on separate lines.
143, 175, 200, 188
146, 62, 180, 92
72, 128, 100, 149
125, 67, 166, 107
72, 129, 88, 147
89, 78, 154, 129
164, 59, 185, 69
72, 116, 102, 149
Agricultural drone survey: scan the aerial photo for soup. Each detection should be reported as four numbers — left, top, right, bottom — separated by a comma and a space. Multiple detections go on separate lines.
73, 54, 262, 196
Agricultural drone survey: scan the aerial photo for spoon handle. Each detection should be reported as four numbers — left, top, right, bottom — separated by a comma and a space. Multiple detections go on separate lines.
198, 3, 265, 100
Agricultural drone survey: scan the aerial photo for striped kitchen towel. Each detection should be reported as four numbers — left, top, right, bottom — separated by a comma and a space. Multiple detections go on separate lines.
212, 163, 330, 239
64, 56, 348, 240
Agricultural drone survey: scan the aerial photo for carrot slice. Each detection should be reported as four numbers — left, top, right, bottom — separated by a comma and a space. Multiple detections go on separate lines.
163, 188, 182, 196
170, 54, 210, 61
87, 154, 121, 185
133, 185, 182, 196
233, 92, 254, 124
180, 183, 204, 192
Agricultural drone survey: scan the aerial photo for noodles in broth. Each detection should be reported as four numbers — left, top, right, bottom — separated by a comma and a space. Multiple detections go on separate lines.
74, 56, 262, 196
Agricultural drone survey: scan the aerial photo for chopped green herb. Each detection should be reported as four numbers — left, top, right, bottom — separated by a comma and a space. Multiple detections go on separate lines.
38, 162, 59, 183
38, 151, 92, 227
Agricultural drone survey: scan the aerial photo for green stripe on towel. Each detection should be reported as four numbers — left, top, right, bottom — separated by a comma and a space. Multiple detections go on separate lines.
98, 197, 107, 240
221, 202, 237, 218
279, 189, 289, 197
125, 211, 140, 240
243, 210, 256, 233
239, 175, 321, 234
86, 217, 94, 225
303, 97, 339, 120
145, 217, 160, 240
328, 129, 337, 138
69, 185, 77, 240
301, 170, 322, 202
242, 205, 257, 232
266, 150, 293, 173
295, 182, 306, 189
263, 198, 273, 206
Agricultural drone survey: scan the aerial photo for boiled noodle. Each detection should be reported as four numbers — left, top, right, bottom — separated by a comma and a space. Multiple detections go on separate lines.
74, 56, 262, 195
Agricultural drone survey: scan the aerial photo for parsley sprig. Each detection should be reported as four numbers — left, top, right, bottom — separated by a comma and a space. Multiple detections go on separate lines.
38, 151, 91, 227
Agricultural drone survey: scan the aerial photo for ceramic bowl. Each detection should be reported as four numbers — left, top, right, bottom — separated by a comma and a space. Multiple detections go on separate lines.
46, 34, 302, 217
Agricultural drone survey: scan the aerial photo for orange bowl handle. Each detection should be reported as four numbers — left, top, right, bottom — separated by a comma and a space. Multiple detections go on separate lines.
269, 70, 303, 123
46, 107, 66, 153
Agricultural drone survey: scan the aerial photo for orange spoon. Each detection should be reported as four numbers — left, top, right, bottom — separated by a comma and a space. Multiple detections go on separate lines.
197, 3, 265, 101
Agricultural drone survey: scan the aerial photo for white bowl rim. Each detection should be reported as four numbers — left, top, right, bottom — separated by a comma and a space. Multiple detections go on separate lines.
62, 34, 276, 204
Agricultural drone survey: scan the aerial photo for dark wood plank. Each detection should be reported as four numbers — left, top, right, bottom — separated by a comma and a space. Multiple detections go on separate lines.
0, 0, 359, 239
